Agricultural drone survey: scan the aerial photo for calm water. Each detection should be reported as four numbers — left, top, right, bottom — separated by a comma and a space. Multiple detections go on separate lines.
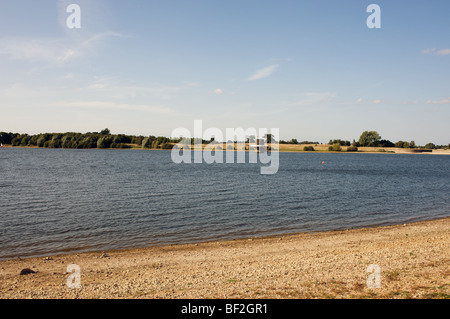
0, 148, 449, 259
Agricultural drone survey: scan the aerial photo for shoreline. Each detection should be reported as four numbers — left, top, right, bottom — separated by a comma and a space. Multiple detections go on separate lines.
3, 145, 450, 155
1, 216, 447, 262
1, 217, 448, 299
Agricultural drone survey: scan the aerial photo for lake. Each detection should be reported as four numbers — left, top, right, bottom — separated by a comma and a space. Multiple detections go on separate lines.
0, 148, 449, 259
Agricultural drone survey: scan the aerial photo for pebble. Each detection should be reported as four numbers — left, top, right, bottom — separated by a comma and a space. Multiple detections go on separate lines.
20, 268, 36, 275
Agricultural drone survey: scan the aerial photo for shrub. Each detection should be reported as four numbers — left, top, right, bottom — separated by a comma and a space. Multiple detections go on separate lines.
329, 143, 341, 152
347, 146, 358, 152
303, 146, 315, 151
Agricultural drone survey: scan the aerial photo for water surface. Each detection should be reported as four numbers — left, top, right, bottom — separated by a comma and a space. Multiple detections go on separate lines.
0, 148, 448, 259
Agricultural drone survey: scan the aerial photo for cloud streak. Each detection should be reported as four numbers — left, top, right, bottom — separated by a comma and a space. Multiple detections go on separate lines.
0, 31, 123, 65
426, 97, 450, 104
421, 48, 450, 56
248, 64, 279, 81
52, 101, 175, 115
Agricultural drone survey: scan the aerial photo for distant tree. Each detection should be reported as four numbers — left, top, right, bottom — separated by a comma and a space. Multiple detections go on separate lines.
328, 143, 342, 152
113, 134, 130, 144
409, 141, 416, 148
97, 136, 113, 149
37, 136, 46, 147
358, 131, 381, 147
142, 137, 151, 148
151, 140, 160, 149
378, 139, 394, 147
161, 143, 173, 149
11, 137, 20, 146
347, 145, 358, 152
303, 146, 315, 151
0, 132, 14, 145
424, 143, 436, 149
61, 135, 73, 148
329, 139, 351, 146
20, 135, 30, 146
100, 128, 111, 135
395, 141, 410, 148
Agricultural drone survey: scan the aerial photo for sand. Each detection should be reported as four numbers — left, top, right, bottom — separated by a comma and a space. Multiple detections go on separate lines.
0, 218, 448, 299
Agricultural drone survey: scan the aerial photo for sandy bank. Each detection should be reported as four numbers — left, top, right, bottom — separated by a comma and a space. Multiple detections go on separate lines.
0, 218, 448, 299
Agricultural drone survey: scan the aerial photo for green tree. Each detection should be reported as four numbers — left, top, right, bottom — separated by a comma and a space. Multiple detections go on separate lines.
97, 136, 113, 149
328, 143, 342, 152
100, 128, 111, 135
142, 137, 151, 148
395, 141, 410, 148
21, 135, 30, 146
0, 132, 14, 145
37, 136, 46, 147
151, 140, 160, 149
358, 131, 381, 147
424, 143, 436, 149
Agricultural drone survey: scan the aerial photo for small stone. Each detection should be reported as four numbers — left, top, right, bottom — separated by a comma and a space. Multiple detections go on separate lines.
43, 257, 53, 261
101, 253, 109, 258
20, 268, 36, 276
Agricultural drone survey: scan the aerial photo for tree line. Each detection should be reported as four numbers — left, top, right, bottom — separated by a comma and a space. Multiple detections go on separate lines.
1, 129, 448, 151
0, 129, 179, 150
352, 131, 448, 150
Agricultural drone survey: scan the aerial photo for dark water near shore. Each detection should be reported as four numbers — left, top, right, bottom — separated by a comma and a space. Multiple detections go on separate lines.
0, 148, 449, 259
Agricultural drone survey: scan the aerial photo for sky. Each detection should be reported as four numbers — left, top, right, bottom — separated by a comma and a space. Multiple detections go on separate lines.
0, 0, 449, 145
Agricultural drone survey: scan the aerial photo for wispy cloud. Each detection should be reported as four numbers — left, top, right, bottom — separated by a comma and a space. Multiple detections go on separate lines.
297, 92, 336, 105
214, 89, 223, 94
52, 101, 175, 115
372, 99, 382, 104
426, 97, 450, 104
421, 48, 450, 56
248, 64, 279, 81
282, 92, 336, 107
0, 31, 123, 65
82, 79, 196, 100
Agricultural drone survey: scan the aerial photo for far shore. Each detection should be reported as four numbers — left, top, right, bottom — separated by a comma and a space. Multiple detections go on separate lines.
3, 144, 450, 155
1, 217, 448, 299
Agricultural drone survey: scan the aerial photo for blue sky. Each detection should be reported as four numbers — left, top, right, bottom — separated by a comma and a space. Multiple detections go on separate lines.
0, 0, 449, 144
